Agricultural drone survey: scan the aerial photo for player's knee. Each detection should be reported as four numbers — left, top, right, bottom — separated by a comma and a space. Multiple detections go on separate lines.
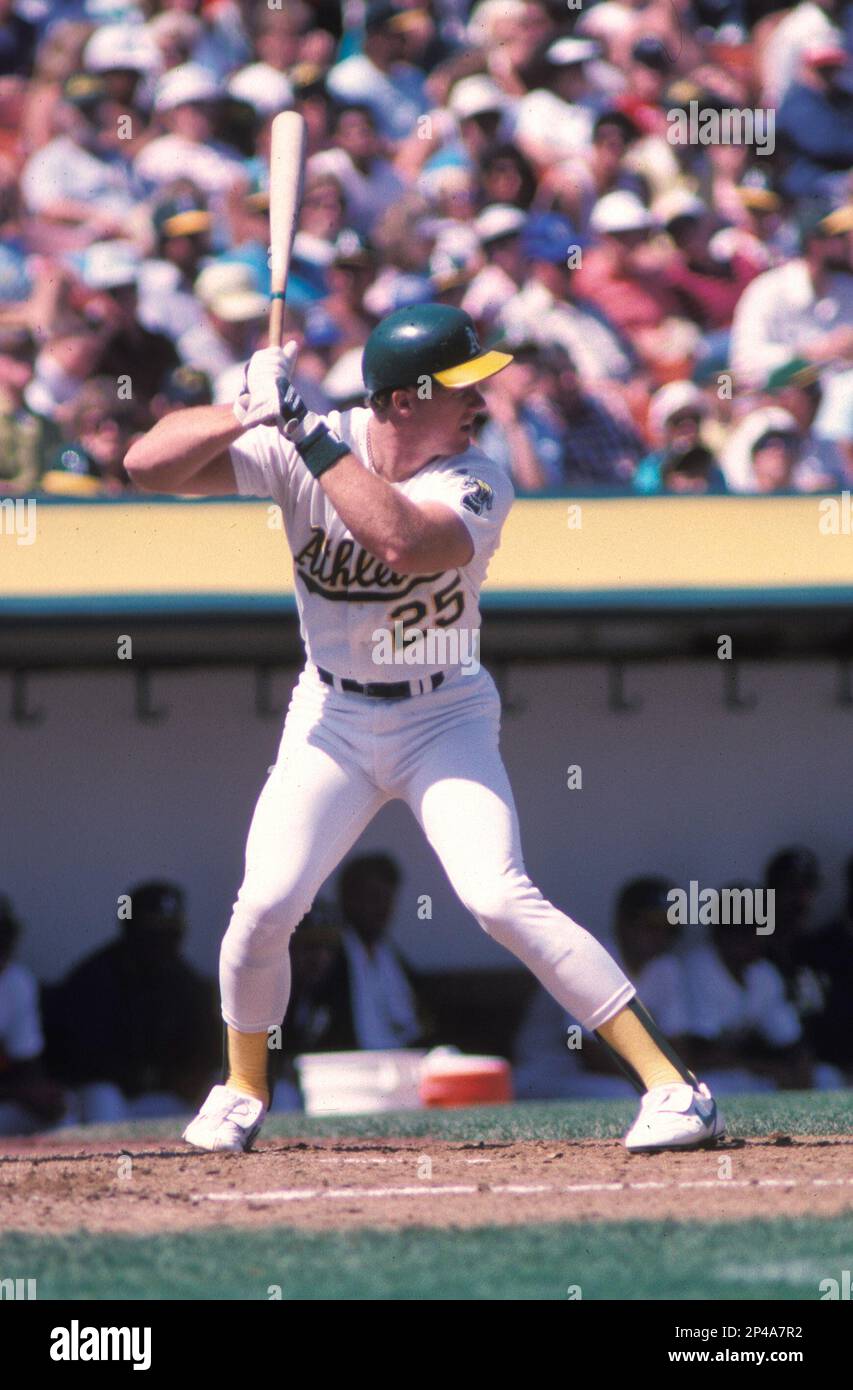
463, 873, 541, 943
223, 891, 306, 962
465, 886, 521, 942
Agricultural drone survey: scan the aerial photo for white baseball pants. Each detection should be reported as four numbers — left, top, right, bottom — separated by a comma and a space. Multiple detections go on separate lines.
220, 663, 634, 1034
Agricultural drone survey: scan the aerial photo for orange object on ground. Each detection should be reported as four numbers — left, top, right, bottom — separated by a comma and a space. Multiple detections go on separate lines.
420, 1056, 513, 1108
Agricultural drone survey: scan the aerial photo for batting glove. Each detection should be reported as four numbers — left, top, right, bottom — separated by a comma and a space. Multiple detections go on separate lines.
232, 344, 298, 428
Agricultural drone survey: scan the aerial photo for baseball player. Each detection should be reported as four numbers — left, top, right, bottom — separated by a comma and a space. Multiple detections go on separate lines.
126, 304, 724, 1154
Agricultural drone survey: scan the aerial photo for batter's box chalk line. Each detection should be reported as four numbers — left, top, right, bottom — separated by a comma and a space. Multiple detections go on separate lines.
190, 1176, 853, 1204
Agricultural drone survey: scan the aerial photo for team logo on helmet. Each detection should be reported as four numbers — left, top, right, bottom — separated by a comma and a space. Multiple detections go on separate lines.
459, 475, 494, 516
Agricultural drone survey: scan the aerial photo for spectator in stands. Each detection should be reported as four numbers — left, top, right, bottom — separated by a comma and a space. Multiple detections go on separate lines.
656, 191, 758, 332
149, 363, 213, 422
0, 325, 61, 496
133, 63, 246, 215
763, 847, 824, 1007
776, 41, 853, 202
537, 343, 642, 488
80, 240, 180, 402
479, 338, 570, 490
0, 0, 37, 79
749, 422, 804, 493
19, 21, 91, 160
512, 35, 604, 167
40, 377, 144, 495
331, 853, 426, 1050
761, 0, 845, 105
19, 73, 142, 247
721, 406, 839, 492
444, 76, 510, 172
137, 188, 214, 344
462, 202, 527, 334
146, 10, 205, 80
178, 259, 266, 387
0, 895, 65, 1136
765, 357, 852, 486
471, 0, 556, 99
308, 230, 377, 361
327, 1, 429, 142
500, 212, 635, 387
0, 153, 31, 300
682, 886, 813, 1093
141, 0, 251, 84
514, 875, 687, 1100
81, 20, 160, 122
795, 852, 853, 1080
729, 202, 853, 443
478, 140, 538, 211
573, 191, 682, 365
307, 104, 405, 238
540, 108, 646, 235
44, 881, 219, 1122
634, 380, 728, 494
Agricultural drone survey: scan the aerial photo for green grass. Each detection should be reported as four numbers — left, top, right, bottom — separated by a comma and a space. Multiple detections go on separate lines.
50, 1089, 853, 1145
1, 1217, 851, 1300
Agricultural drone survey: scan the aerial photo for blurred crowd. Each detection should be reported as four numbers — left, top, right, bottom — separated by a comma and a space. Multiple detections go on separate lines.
0, 0, 850, 498
1, 844, 851, 1133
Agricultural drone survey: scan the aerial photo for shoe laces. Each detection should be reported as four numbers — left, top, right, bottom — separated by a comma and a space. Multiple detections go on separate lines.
642, 1082, 694, 1115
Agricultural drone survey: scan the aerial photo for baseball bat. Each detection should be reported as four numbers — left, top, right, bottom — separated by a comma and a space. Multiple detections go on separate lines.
268, 111, 308, 347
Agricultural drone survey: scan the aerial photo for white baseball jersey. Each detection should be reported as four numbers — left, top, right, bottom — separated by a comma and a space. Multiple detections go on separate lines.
229, 406, 514, 684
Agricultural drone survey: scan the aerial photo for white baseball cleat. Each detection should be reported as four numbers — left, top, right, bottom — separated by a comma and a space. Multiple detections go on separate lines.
624, 1081, 725, 1153
182, 1084, 267, 1153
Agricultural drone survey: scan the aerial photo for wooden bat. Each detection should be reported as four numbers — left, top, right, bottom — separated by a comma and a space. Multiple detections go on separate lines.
268, 111, 307, 347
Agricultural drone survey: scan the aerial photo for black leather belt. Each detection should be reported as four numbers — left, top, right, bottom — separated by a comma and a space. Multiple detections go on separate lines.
318, 667, 445, 699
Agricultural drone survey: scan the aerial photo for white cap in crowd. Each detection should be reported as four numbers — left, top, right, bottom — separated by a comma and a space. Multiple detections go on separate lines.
228, 64, 294, 117
590, 190, 657, 234
474, 203, 527, 243
322, 348, 366, 405
153, 62, 221, 112
83, 239, 140, 289
194, 262, 267, 321
448, 75, 506, 121
653, 190, 708, 227
84, 23, 161, 74
546, 36, 600, 65
648, 380, 708, 437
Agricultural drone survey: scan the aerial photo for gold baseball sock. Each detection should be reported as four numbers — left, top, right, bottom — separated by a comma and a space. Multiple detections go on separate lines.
225, 1025, 270, 1106
597, 1001, 692, 1092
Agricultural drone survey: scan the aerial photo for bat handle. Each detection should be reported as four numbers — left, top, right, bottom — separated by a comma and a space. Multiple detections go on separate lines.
269, 291, 286, 348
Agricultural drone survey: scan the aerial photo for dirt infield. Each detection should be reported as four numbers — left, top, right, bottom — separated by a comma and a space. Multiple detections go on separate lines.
1, 1133, 852, 1235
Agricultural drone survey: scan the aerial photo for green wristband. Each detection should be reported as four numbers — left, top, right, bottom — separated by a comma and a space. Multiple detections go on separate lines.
296, 423, 350, 478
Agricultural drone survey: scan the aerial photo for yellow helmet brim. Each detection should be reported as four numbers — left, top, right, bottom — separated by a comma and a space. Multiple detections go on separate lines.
433, 349, 514, 389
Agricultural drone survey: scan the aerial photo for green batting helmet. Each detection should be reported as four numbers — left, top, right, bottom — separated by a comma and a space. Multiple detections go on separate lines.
362, 303, 513, 394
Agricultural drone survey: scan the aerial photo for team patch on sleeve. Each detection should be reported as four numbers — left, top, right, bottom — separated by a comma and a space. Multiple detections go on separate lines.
457, 474, 495, 516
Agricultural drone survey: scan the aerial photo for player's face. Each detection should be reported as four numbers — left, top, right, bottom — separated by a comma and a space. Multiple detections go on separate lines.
418, 381, 487, 453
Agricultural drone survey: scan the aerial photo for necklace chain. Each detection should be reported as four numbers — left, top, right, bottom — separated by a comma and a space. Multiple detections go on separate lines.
366, 418, 376, 473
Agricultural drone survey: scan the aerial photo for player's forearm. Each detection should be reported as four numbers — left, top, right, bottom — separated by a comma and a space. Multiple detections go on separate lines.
124, 405, 244, 493
318, 455, 464, 573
